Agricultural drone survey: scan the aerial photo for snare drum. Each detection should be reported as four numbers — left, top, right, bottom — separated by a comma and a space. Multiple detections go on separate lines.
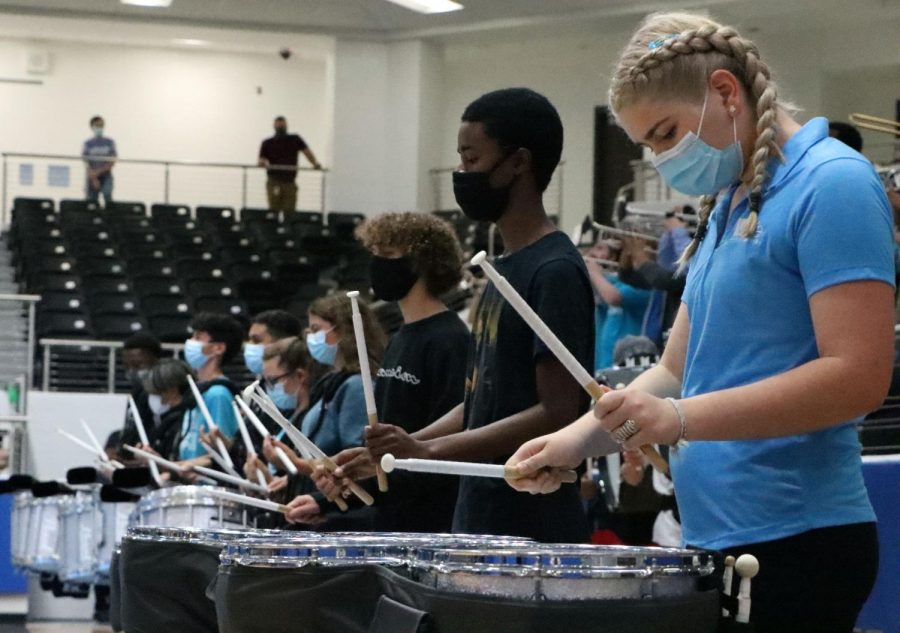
214, 532, 534, 633
120, 526, 285, 633
24, 495, 64, 574
96, 497, 136, 580
133, 486, 247, 529
57, 490, 101, 583
11, 491, 31, 570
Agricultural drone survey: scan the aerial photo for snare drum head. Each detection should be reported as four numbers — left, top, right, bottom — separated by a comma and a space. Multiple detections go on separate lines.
221, 534, 409, 569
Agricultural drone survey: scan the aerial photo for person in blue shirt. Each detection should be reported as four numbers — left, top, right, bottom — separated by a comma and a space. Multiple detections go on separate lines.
585, 239, 652, 370
178, 312, 244, 463
82, 115, 116, 207
507, 13, 894, 633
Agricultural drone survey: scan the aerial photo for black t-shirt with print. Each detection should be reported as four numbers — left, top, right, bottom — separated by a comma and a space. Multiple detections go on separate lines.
453, 231, 594, 543
373, 310, 470, 533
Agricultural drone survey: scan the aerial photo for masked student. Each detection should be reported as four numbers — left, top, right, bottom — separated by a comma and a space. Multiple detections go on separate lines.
507, 13, 893, 633
312, 212, 470, 533
325, 88, 595, 543
276, 295, 387, 527
177, 313, 244, 464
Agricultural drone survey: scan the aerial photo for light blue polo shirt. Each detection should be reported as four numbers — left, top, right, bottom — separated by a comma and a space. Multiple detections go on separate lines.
674, 117, 893, 550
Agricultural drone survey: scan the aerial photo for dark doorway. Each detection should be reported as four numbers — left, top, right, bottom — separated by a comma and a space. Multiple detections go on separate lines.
593, 105, 642, 226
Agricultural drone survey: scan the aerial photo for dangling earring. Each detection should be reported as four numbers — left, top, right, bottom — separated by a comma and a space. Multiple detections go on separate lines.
729, 105, 737, 117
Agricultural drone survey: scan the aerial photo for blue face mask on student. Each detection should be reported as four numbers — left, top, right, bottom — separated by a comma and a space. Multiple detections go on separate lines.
651, 90, 744, 196
306, 329, 337, 366
183, 339, 209, 370
93, 126, 104, 138
268, 382, 298, 411
243, 343, 265, 375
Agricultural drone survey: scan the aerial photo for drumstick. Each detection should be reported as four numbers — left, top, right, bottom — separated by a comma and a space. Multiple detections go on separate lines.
191, 465, 269, 495
234, 395, 299, 476
123, 444, 188, 474
200, 440, 243, 480
471, 251, 669, 475
232, 401, 269, 488
186, 374, 235, 470
722, 555, 736, 616
58, 428, 117, 464
249, 389, 369, 509
735, 554, 759, 624
204, 487, 290, 514
128, 397, 163, 487
380, 454, 578, 484
80, 419, 113, 466
347, 291, 389, 493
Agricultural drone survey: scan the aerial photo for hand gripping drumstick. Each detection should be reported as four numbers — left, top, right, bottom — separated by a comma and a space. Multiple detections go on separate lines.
80, 419, 115, 467
234, 392, 299, 476
232, 401, 269, 489
380, 454, 578, 484
471, 251, 669, 475
347, 291, 389, 493
129, 396, 163, 487
248, 387, 373, 509
58, 428, 124, 469
186, 374, 236, 471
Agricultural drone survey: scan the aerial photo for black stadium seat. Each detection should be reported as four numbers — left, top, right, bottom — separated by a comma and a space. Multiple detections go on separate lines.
240, 207, 278, 223
128, 259, 177, 279
13, 197, 54, 212
106, 201, 146, 216
141, 295, 192, 319
31, 273, 82, 293
93, 315, 148, 339
178, 261, 227, 281
149, 315, 193, 343
134, 277, 184, 298
283, 211, 324, 227
187, 279, 236, 299
150, 204, 192, 222
67, 243, 119, 259
89, 293, 141, 316
40, 291, 87, 313
59, 199, 102, 214
37, 311, 93, 338
120, 244, 168, 261
197, 206, 237, 225
82, 276, 132, 296
79, 258, 127, 277
194, 297, 248, 318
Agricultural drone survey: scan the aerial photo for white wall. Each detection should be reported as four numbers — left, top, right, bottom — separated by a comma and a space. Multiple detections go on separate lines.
436, 14, 900, 229
0, 15, 333, 212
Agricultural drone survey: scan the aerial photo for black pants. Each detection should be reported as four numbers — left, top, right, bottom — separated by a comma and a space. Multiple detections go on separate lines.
721, 522, 878, 633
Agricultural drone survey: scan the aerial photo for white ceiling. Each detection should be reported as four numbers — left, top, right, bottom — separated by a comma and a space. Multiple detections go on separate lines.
0, 0, 896, 41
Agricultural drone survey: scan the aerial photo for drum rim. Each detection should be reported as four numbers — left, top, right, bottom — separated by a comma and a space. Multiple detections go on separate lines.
125, 525, 285, 546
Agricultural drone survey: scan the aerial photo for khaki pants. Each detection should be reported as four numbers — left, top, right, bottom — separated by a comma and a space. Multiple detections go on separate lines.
266, 178, 298, 212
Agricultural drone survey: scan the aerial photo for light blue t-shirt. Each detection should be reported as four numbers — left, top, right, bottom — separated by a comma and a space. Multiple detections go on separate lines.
596, 275, 651, 370
178, 383, 239, 460
675, 117, 894, 550
300, 373, 368, 457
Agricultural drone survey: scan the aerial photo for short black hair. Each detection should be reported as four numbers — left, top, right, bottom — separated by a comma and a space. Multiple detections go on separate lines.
251, 310, 302, 340
90, 115, 104, 127
274, 116, 286, 122
123, 332, 162, 358
190, 312, 245, 365
461, 87, 563, 192
828, 121, 863, 152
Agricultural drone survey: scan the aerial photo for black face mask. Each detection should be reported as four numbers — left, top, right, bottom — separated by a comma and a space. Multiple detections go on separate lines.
370, 255, 419, 302
274, 126, 287, 136
452, 155, 515, 223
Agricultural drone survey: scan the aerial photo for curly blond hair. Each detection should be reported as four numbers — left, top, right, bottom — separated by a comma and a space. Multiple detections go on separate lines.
356, 212, 464, 297
609, 12, 784, 263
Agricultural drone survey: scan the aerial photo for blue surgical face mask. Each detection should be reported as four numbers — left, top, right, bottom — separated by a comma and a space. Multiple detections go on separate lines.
243, 343, 265, 375
306, 328, 337, 366
147, 394, 171, 417
93, 126, 104, 138
268, 382, 298, 411
183, 339, 209, 370
650, 90, 744, 196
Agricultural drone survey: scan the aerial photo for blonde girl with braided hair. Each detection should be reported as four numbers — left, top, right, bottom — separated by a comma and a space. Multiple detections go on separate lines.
507, 12, 895, 632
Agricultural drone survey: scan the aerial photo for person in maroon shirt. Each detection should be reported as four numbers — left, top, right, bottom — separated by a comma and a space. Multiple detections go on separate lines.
258, 115, 322, 212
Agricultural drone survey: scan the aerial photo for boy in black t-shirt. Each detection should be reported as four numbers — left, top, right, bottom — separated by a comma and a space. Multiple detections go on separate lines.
313, 212, 469, 532
330, 89, 594, 543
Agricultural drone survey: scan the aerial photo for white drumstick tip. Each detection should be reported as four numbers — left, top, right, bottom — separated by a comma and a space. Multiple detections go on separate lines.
381, 453, 396, 473
242, 380, 259, 401
735, 554, 759, 579
346, 290, 360, 298
471, 251, 487, 266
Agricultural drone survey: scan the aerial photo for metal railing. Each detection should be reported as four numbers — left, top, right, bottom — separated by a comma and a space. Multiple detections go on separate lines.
39, 338, 184, 392
1, 152, 327, 227
429, 162, 564, 217
0, 294, 40, 415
